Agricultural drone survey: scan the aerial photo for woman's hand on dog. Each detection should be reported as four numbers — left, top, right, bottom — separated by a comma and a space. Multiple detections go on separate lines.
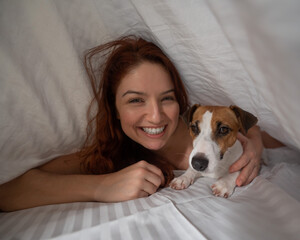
229, 127, 263, 186
93, 160, 165, 202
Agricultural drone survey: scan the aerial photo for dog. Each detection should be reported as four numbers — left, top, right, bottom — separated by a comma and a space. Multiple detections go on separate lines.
170, 104, 258, 198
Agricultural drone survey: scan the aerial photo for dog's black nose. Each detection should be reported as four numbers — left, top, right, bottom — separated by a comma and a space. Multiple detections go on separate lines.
191, 154, 209, 171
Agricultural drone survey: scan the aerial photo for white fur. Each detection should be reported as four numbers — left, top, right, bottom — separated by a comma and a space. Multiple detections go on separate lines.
170, 110, 242, 198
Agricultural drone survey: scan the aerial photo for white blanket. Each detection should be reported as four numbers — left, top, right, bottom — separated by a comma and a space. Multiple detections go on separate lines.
0, 1, 300, 239
0, 148, 299, 240
1, 0, 300, 184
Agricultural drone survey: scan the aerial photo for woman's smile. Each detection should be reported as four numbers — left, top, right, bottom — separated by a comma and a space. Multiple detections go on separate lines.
141, 125, 166, 136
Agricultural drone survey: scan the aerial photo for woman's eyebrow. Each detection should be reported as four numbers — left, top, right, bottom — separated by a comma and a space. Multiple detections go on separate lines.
122, 89, 175, 97
161, 89, 175, 95
122, 90, 145, 97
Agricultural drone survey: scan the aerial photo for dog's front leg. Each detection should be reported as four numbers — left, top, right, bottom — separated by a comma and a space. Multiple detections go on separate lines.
211, 171, 239, 198
170, 167, 198, 190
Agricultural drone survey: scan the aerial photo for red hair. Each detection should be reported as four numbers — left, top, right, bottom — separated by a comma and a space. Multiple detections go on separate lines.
79, 36, 189, 185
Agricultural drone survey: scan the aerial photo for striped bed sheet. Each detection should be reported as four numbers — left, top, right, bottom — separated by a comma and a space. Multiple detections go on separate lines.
1, 148, 300, 240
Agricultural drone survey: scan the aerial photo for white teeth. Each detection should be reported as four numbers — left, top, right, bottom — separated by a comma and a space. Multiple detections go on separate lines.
142, 126, 165, 135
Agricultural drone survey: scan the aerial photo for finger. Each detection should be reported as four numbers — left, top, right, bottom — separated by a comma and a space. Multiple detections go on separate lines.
141, 179, 160, 196
236, 162, 256, 186
144, 170, 164, 189
244, 164, 261, 185
229, 153, 250, 173
138, 190, 150, 198
139, 160, 165, 186
236, 132, 248, 146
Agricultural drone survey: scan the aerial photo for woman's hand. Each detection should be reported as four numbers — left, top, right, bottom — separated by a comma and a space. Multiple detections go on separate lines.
229, 126, 263, 186
94, 160, 165, 202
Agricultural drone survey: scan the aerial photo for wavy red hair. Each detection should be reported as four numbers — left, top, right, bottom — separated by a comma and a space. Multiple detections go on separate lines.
79, 36, 189, 185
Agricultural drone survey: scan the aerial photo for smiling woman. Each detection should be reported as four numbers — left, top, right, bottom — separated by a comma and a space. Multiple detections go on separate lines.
0, 36, 190, 211
79, 36, 190, 179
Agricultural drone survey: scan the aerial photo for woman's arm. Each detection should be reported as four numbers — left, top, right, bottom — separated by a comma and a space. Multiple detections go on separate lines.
37, 152, 83, 174
0, 154, 164, 212
0, 168, 100, 211
261, 131, 285, 148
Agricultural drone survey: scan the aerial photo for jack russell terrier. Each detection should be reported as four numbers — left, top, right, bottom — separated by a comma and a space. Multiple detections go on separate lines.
170, 104, 258, 198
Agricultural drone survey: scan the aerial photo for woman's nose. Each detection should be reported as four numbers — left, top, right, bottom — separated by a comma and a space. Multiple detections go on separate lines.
147, 101, 163, 124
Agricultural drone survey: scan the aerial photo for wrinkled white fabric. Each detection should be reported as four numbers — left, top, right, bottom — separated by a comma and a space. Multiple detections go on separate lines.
0, 148, 299, 240
1, 0, 299, 183
0, 1, 300, 239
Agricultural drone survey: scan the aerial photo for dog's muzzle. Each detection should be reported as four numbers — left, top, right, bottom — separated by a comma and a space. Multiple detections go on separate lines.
191, 153, 209, 171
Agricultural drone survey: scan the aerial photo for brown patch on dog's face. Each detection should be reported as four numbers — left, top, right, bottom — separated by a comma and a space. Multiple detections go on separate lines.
211, 107, 240, 157
189, 106, 240, 156
188, 106, 208, 139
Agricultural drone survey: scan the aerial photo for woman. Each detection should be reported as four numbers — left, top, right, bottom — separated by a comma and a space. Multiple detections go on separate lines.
0, 36, 280, 212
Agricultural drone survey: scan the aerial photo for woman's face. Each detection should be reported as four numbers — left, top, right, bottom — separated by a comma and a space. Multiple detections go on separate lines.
115, 62, 180, 151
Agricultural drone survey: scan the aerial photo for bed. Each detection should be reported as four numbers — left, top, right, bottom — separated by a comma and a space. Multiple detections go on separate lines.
0, 1, 299, 239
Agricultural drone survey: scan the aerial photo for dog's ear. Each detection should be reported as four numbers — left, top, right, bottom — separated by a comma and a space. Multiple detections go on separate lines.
230, 105, 258, 134
182, 104, 201, 126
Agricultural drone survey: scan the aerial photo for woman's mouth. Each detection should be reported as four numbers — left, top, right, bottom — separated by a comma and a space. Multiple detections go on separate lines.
142, 126, 166, 135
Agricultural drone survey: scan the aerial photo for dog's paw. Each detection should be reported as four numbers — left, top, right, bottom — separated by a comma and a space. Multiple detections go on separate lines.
211, 179, 235, 198
170, 175, 194, 190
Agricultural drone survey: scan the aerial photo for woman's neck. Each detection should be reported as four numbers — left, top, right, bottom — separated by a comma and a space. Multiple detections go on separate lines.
155, 117, 193, 170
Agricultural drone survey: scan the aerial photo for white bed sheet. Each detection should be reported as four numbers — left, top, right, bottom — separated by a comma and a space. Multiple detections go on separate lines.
0, 148, 299, 240
0, 0, 300, 239
1, 0, 300, 184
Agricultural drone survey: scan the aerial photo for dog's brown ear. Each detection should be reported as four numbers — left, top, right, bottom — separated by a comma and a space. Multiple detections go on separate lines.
182, 104, 200, 126
230, 105, 258, 134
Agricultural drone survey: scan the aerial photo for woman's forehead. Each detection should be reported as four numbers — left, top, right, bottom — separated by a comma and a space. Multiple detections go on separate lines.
116, 62, 174, 95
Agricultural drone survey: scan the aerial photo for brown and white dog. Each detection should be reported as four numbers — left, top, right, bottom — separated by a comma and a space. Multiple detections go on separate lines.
170, 104, 258, 198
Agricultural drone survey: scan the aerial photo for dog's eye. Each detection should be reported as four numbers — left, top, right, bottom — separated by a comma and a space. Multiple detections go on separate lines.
218, 126, 230, 136
190, 121, 200, 135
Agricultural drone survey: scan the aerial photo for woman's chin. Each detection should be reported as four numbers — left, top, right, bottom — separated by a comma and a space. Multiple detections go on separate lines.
141, 141, 166, 151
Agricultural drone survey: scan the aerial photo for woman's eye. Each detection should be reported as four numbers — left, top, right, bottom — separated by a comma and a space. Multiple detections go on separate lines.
162, 96, 175, 101
128, 98, 144, 104
129, 98, 142, 103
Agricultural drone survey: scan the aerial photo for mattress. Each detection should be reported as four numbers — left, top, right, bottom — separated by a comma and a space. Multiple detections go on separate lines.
0, 0, 300, 239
